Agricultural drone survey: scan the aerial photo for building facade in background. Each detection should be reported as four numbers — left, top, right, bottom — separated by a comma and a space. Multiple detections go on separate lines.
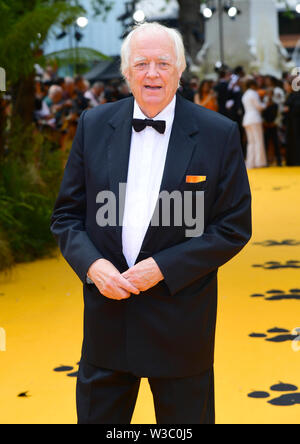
200, 0, 299, 77
43, 0, 300, 79
43, 0, 126, 58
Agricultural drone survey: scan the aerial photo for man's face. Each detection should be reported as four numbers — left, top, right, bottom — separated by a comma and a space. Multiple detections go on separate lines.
124, 30, 182, 117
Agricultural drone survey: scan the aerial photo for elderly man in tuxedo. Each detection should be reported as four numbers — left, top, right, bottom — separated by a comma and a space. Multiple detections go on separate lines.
51, 23, 252, 424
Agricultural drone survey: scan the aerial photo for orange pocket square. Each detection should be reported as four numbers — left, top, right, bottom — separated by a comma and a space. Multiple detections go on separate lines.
186, 175, 207, 183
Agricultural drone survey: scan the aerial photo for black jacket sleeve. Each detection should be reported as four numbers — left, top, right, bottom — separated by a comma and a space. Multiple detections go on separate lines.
153, 122, 252, 295
50, 110, 104, 283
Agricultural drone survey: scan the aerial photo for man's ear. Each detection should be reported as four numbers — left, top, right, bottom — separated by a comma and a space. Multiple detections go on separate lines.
123, 70, 130, 83
177, 72, 184, 88
123, 72, 131, 91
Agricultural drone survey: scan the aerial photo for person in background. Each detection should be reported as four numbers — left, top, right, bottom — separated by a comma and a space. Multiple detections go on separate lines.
178, 77, 195, 102
189, 76, 200, 99
225, 74, 245, 156
104, 81, 120, 102
194, 79, 218, 112
34, 78, 47, 122
42, 64, 58, 83
281, 78, 292, 162
283, 77, 300, 166
262, 88, 282, 166
84, 82, 106, 107
272, 78, 286, 114
73, 75, 90, 116
117, 81, 132, 100
214, 69, 230, 116
256, 75, 266, 100
62, 77, 76, 101
242, 78, 267, 169
226, 66, 245, 114
39, 85, 64, 128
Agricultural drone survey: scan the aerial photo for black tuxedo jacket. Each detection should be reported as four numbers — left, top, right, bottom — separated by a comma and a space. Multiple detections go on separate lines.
50, 93, 252, 377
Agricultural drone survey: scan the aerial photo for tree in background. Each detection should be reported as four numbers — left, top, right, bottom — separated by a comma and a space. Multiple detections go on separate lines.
0, 0, 113, 271
0, 0, 113, 144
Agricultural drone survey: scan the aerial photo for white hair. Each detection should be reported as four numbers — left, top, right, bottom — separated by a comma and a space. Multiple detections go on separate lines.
64, 76, 74, 84
120, 22, 187, 77
48, 85, 63, 97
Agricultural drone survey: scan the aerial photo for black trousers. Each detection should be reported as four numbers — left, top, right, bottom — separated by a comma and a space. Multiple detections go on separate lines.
76, 358, 215, 424
264, 126, 282, 166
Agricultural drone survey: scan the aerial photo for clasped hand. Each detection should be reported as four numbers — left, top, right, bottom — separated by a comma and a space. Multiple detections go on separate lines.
87, 258, 164, 301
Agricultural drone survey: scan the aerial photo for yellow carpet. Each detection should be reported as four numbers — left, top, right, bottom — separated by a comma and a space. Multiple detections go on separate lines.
0, 167, 299, 424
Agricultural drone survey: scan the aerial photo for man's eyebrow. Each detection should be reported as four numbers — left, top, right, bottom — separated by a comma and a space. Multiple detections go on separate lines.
132, 55, 172, 63
133, 57, 147, 63
158, 56, 171, 61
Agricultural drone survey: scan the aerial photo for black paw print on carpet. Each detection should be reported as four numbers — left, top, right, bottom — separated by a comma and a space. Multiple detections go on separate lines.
252, 260, 300, 269
249, 327, 299, 342
53, 363, 79, 377
253, 240, 300, 247
17, 391, 30, 398
248, 382, 300, 406
250, 289, 300, 301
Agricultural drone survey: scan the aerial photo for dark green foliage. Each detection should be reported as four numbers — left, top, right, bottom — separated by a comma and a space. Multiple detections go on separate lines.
0, 1, 84, 84
0, 120, 66, 270
0, 0, 113, 272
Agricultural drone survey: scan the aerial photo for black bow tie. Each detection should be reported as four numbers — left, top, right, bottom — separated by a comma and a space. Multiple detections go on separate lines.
132, 118, 166, 134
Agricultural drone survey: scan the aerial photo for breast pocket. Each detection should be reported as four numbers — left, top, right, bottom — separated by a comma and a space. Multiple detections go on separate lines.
184, 181, 207, 192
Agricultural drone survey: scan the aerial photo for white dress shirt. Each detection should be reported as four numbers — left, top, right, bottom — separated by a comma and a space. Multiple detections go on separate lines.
122, 96, 176, 268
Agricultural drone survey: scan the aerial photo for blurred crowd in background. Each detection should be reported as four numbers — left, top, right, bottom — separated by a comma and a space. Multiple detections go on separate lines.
32, 68, 132, 153
2, 63, 300, 167
181, 67, 300, 168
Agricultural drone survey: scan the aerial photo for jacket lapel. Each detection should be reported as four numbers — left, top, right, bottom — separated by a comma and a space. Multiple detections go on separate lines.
107, 97, 134, 249
159, 93, 200, 193
140, 93, 200, 254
